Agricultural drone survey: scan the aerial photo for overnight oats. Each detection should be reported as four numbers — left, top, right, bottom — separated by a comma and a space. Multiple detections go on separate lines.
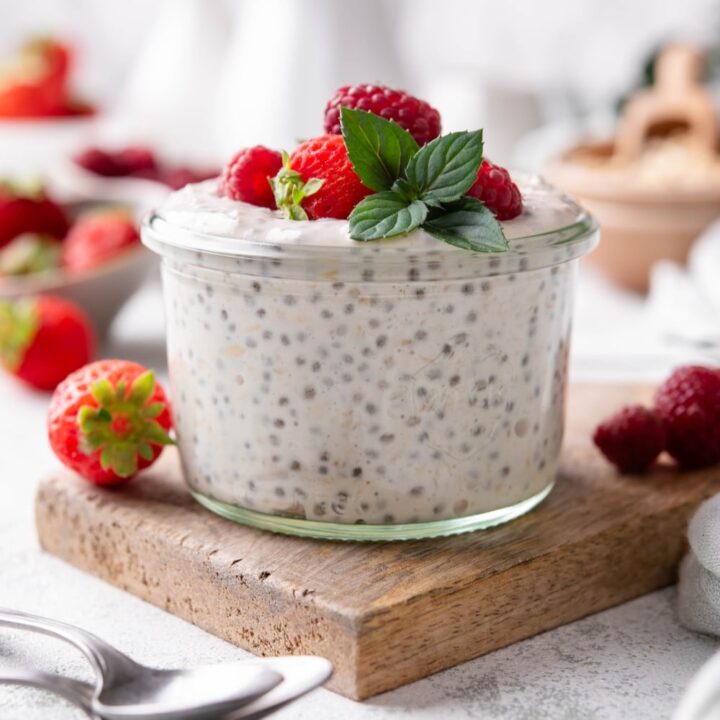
143, 84, 598, 540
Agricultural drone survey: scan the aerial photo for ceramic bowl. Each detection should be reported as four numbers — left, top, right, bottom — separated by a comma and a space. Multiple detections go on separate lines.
0, 243, 153, 334
545, 141, 720, 293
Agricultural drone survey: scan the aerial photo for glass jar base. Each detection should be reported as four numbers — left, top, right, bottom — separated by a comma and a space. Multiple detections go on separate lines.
190, 481, 554, 542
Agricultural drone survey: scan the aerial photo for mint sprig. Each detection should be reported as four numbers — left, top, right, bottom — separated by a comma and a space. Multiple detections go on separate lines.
269, 151, 324, 221
340, 108, 509, 253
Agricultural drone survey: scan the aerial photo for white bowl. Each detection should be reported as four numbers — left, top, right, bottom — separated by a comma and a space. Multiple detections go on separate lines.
0, 116, 99, 175
0, 244, 154, 334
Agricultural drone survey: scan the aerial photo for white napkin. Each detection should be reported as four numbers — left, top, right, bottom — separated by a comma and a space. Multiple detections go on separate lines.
647, 221, 720, 356
678, 494, 720, 637
672, 495, 720, 720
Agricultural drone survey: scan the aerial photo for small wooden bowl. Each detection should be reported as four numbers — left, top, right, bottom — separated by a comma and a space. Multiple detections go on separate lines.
545, 141, 720, 293
546, 44, 720, 293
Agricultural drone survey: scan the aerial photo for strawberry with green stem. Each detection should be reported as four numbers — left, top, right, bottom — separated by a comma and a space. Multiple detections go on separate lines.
48, 359, 174, 485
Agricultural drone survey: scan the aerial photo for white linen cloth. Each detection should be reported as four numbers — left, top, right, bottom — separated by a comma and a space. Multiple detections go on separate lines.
674, 496, 720, 720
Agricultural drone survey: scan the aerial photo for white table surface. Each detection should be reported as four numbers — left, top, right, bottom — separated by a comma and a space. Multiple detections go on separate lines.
1, 271, 719, 720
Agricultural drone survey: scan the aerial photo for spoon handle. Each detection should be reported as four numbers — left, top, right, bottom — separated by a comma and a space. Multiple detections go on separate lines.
0, 608, 139, 684
0, 667, 98, 718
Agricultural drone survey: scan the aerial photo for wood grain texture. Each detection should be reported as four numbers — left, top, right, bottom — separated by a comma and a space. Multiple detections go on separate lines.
35, 383, 720, 699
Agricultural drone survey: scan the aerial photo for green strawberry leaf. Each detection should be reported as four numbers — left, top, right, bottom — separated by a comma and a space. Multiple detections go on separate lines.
405, 130, 483, 204
0, 298, 39, 371
423, 196, 509, 252
349, 191, 427, 241
269, 151, 324, 221
340, 107, 419, 192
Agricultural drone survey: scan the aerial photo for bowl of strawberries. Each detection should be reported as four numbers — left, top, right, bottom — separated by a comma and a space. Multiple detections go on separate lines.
0, 37, 97, 175
0, 180, 150, 333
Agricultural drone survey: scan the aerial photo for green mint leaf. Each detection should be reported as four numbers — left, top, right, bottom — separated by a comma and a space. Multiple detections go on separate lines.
349, 191, 427, 241
340, 107, 419, 192
423, 196, 509, 252
405, 130, 483, 204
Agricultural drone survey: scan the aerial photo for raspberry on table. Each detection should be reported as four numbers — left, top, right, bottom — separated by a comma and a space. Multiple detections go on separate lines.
466, 159, 523, 221
219, 146, 283, 209
593, 405, 665, 473
324, 84, 441, 146
654, 365, 720, 469
289, 134, 372, 220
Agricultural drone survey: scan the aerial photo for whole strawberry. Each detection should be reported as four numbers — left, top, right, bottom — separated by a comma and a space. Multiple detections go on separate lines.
593, 405, 665, 473
466, 160, 523, 220
654, 365, 720, 468
0, 295, 95, 390
324, 84, 441, 146
0, 183, 69, 249
48, 359, 173, 485
219, 146, 283, 208
62, 209, 139, 272
288, 135, 372, 219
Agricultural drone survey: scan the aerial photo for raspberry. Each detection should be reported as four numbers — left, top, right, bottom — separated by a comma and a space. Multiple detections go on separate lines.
289, 135, 372, 220
654, 366, 720, 468
467, 160, 523, 220
324, 84, 441, 146
219, 146, 283, 209
593, 405, 665, 473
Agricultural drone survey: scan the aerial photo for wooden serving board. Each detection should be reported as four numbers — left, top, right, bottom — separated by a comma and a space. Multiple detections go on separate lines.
35, 384, 720, 700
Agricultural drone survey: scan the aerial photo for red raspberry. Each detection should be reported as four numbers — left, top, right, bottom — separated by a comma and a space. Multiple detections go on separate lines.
219, 146, 283, 209
467, 160, 523, 220
654, 366, 720, 468
324, 84, 441, 146
289, 135, 372, 220
593, 405, 665, 473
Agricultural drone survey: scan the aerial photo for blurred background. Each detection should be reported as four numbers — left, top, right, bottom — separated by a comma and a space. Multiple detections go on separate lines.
4, 0, 720, 384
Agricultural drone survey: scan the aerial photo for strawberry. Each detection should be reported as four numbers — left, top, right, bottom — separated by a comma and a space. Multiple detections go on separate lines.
0, 182, 69, 249
0, 233, 62, 276
0, 38, 72, 118
47, 359, 173, 485
0, 295, 95, 390
287, 135, 372, 219
62, 209, 139, 272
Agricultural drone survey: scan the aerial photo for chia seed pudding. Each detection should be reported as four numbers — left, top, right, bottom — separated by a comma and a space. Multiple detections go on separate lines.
142, 175, 598, 540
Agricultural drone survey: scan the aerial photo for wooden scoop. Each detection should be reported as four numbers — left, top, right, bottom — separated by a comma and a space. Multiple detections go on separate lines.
614, 44, 717, 160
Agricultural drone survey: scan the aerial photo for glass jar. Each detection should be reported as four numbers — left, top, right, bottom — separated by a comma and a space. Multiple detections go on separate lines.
142, 176, 598, 540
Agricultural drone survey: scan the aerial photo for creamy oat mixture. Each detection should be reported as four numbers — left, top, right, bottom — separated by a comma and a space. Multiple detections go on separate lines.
150, 179, 591, 525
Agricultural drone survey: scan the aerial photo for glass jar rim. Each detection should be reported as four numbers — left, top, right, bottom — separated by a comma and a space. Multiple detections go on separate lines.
142, 174, 599, 279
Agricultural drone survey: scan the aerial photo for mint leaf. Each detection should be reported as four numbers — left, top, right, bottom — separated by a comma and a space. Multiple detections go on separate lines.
349, 191, 427, 241
423, 196, 508, 252
405, 130, 483, 204
341, 107, 419, 192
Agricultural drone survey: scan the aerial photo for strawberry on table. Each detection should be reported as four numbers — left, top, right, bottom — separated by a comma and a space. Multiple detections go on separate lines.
0, 295, 94, 390
0, 181, 69, 249
62, 208, 140, 272
47, 359, 173, 485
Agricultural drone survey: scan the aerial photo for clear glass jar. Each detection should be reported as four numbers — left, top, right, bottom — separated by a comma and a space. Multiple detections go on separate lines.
142, 176, 598, 540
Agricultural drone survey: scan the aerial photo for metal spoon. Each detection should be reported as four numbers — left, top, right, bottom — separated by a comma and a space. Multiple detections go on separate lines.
1, 656, 332, 720
0, 609, 283, 719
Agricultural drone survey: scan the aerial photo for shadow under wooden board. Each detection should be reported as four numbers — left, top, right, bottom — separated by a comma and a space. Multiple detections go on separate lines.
35, 383, 720, 700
